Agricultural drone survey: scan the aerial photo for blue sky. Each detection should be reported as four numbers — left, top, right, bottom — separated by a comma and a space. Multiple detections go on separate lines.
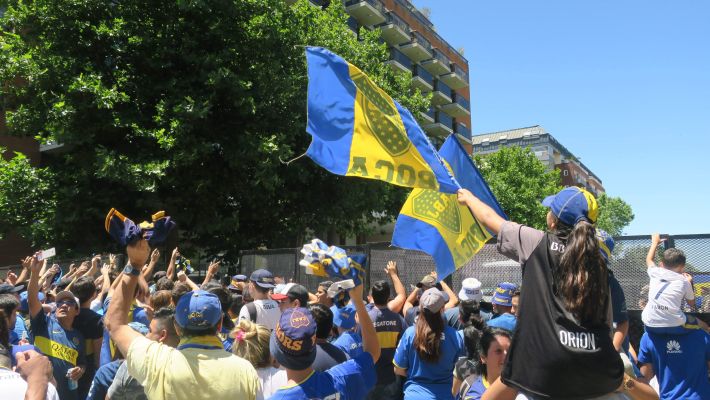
413, 0, 710, 235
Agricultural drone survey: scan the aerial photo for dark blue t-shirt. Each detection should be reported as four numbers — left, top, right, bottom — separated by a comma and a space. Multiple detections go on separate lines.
368, 304, 407, 385
100, 297, 148, 365
86, 360, 122, 400
638, 330, 710, 400
269, 352, 377, 400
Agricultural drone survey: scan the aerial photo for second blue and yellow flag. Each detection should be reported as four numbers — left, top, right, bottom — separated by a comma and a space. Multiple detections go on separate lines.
393, 135, 507, 279
305, 46, 459, 193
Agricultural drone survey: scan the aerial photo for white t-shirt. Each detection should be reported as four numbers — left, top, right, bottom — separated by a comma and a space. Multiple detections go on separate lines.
238, 299, 281, 330
0, 368, 60, 400
256, 366, 288, 398
641, 265, 694, 327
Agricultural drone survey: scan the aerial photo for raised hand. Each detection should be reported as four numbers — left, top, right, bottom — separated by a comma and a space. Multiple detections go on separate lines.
385, 260, 398, 276
150, 248, 160, 263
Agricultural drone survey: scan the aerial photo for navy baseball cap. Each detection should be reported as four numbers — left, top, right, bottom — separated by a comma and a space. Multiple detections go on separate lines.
0, 283, 23, 295
270, 307, 317, 370
331, 304, 356, 329
492, 282, 518, 307
20, 291, 45, 312
541, 187, 599, 226
250, 269, 275, 289
175, 290, 222, 329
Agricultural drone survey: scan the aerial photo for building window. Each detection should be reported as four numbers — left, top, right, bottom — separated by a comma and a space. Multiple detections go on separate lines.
563, 170, 568, 176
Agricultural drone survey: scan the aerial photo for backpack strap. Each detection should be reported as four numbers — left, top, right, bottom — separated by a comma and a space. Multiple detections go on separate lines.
458, 373, 479, 400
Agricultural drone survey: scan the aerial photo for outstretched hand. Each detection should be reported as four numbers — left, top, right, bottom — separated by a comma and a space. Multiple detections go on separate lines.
457, 188, 475, 205
127, 239, 150, 268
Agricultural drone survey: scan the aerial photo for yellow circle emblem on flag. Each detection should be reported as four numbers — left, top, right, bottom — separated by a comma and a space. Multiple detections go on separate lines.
412, 191, 462, 234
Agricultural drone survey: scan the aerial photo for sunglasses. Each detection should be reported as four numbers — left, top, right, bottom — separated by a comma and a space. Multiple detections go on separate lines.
57, 300, 77, 308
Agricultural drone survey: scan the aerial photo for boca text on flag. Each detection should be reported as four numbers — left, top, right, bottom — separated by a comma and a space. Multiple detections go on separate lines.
305, 46, 459, 193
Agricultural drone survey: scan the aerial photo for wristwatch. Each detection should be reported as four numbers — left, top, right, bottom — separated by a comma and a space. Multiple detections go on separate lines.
622, 374, 635, 391
123, 264, 141, 276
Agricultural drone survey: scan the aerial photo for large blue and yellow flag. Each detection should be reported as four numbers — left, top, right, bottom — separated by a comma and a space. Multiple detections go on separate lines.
392, 135, 507, 279
305, 46, 459, 193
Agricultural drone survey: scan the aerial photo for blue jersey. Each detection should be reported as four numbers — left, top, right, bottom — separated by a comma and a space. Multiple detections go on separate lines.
14, 314, 28, 343
394, 325, 464, 400
86, 360, 122, 400
368, 305, 407, 385
463, 376, 487, 400
30, 311, 86, 400
100, 297, 149, 365
638, 330, 710, 400
268, 352, 377, 400
333, 331, 363, 359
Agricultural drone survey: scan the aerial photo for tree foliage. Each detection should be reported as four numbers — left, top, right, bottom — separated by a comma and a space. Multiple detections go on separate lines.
0, 150, 56, 246
0, 0, 429, 257
474, 146, 562, 230
596, 193, 634, 236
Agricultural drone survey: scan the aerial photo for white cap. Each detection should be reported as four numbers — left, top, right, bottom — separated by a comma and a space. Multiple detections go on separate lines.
458, 278, 483, 302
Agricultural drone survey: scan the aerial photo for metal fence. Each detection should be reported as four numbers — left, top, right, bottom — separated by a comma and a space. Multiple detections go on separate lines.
238, 234, 710, 311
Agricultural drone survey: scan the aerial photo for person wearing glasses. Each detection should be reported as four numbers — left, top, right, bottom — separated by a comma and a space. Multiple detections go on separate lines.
27, 253, 87, 400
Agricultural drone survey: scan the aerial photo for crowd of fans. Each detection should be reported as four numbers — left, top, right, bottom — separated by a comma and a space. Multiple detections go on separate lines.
0, 187, 708, 400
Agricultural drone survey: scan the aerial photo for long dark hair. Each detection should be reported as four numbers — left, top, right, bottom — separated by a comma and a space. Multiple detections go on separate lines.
413, 308, 445, 362
554, 218, 609, 326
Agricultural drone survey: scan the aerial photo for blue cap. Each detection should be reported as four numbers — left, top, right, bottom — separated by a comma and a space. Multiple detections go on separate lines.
596, 229, 615, 263
331, 304, 357, 329
492, 282, 517, 307
232, 274, 247, 282
541, 187, 599, 226
20, 291, 45, 312
250, 269, 275, 289
174, 290, 223, 329
270, 307, 317, 370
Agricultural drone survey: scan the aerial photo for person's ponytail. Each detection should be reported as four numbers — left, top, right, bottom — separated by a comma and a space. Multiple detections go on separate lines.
557, 220, 609, 326
413, 309, 445, 362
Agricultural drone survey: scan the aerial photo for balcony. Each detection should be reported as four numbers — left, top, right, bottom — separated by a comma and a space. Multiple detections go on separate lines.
411, 65, 433, 93
421, 49, 451, 76
378, 12, 410, 45
423, 111, 453, 138
439, 93, 471, 118
431, 80, 452, 106
419, 107, 435, 125
399, 31, 433, 63
345, 0, 386, 26
454, 122, 471, 138
385, 47, 412, 74
440, 63, 469, 89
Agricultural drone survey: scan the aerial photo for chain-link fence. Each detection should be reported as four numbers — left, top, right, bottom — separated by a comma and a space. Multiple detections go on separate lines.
238, 234, 710, 311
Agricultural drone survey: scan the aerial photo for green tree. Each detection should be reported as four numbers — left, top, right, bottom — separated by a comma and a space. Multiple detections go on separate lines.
474, 146, 562, 229
0, 150, 56, 246
596, 193, 634, 236
0, 0, 428, 257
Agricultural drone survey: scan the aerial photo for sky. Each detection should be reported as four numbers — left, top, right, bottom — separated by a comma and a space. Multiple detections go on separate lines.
412, 0, 710, 235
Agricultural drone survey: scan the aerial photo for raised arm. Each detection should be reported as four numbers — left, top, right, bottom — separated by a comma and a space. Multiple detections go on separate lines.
457, 189, 505, 236
177, 271, 200, 291
202, 259, 220, 286
27, 253, 43, 318
646, 234, 661, 267
105, 240, 150, 358
142, 249, 160, 281
166, 247, 179, 281
351, 283, 380, 362
15, 256, 32, 284
385, 261, 407, 314
403, 287, 419, 317
439, 278, 459, 310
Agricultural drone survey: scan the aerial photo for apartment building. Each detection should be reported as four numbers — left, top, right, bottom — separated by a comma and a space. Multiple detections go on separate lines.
341, 0, 473, 151
471, 125, 605, 196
